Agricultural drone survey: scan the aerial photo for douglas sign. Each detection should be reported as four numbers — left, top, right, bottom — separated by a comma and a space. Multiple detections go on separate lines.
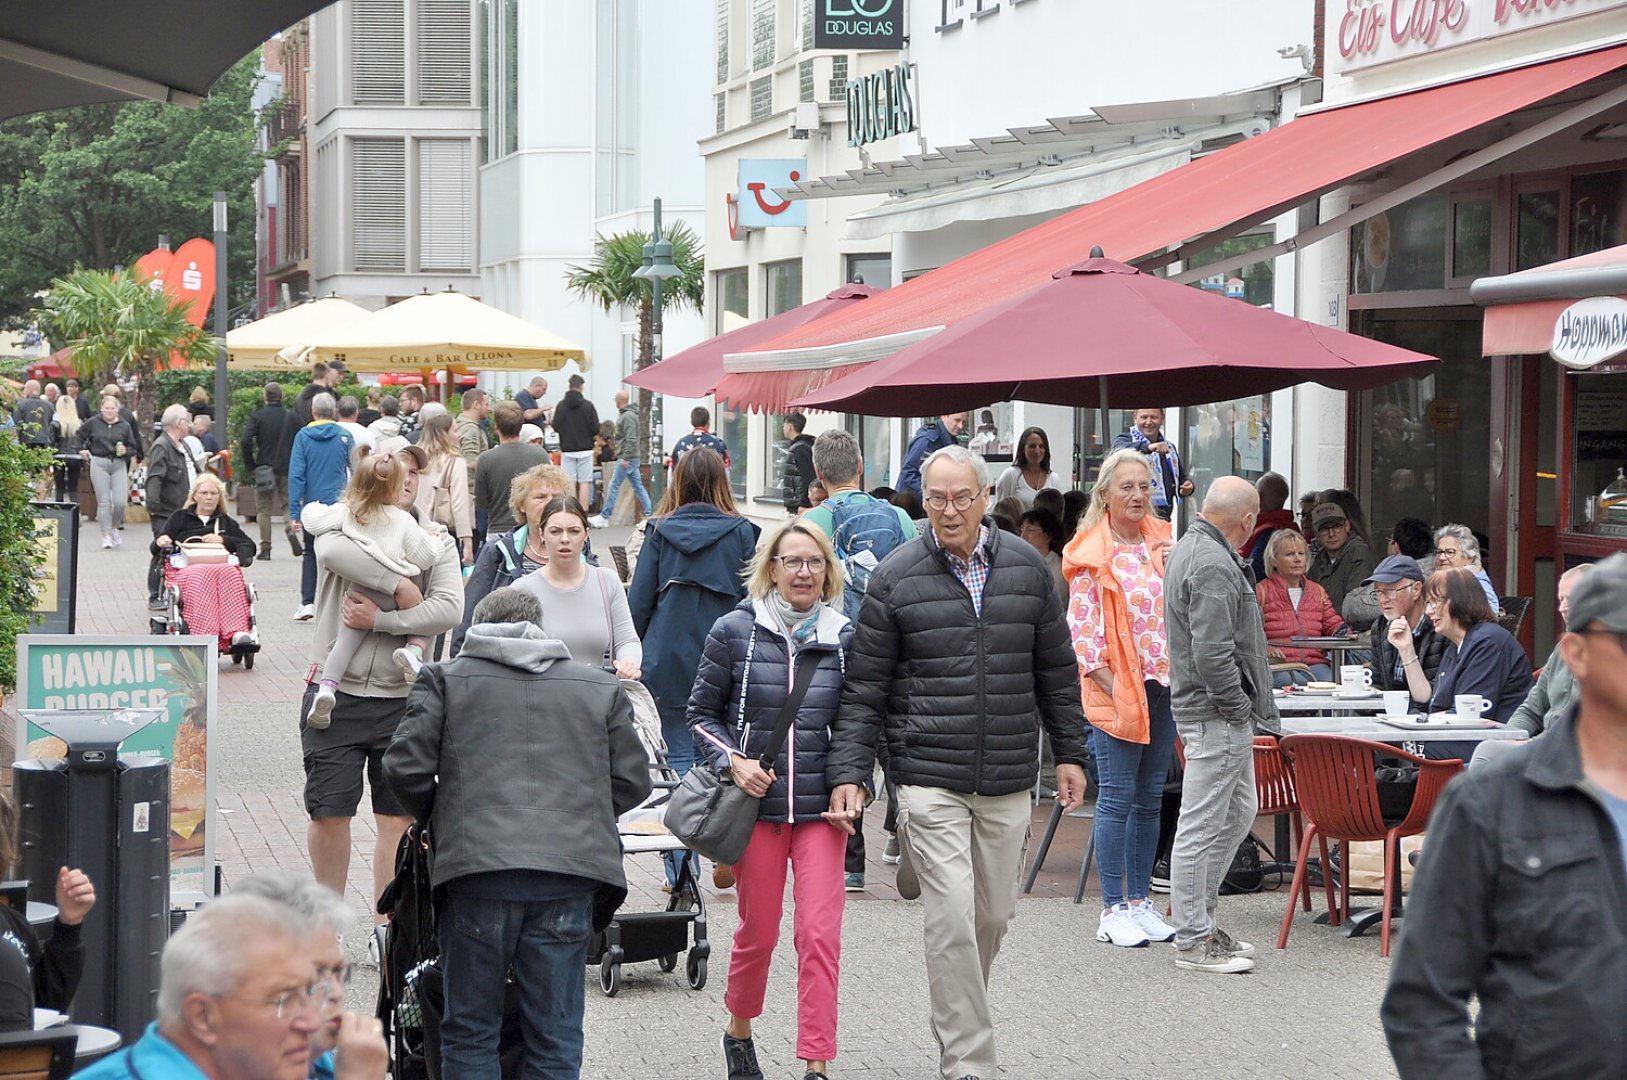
814, 0, 906, 51
847, 63, 915, 148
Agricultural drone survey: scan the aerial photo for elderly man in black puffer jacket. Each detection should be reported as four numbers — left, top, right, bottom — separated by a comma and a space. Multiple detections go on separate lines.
827, 445, 1087, 1080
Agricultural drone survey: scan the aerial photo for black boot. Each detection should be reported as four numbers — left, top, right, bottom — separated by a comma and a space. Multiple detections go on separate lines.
259, 544, 272, 561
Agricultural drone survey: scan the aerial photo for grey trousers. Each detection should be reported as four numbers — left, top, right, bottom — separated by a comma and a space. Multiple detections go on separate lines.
256, 472, 292, 547
88, 456, 127, 535
895, 785, 1030, 1080
1169, 718, 1257, 950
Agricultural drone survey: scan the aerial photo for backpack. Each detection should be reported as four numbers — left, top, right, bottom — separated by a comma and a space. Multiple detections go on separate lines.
826, 493, 906, 622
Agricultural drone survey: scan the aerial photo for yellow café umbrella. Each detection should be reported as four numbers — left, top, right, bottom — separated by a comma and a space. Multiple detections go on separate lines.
301, 290, 587, 373
226, 297, 373, 371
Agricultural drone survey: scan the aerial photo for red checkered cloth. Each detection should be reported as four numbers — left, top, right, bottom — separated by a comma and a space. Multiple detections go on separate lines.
170, 563, 252, 650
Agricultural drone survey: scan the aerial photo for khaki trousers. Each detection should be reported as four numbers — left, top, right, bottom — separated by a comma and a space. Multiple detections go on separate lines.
895, 785, 1031, 1080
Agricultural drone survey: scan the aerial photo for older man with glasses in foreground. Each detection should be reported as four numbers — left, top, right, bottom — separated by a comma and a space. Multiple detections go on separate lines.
826, 445, 1088, 1080
77, 892, 384, 1080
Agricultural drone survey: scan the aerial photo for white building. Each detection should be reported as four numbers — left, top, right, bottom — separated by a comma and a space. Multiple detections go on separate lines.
477, 0, 711, 420
307, 0, 483, 307
701, 0, 902, 514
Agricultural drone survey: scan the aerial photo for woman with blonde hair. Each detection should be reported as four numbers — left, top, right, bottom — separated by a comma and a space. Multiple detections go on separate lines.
1257, 528, 1345, 685
688, 519, 852, 1080
52, 392, 83, 502
150, 473, 257, 566
1063, 447, 1177, 948
412, 411, 474, 565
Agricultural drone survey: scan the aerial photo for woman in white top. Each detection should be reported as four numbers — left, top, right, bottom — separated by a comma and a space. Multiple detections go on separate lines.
993, 426, 1062, 508
514, 496, 642, 678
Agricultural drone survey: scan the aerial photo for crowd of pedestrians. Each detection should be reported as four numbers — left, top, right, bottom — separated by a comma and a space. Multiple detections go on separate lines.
19, 366, 1623, 1080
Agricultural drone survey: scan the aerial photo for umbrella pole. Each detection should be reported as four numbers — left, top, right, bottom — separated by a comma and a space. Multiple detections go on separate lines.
1098, 375, 1111, 463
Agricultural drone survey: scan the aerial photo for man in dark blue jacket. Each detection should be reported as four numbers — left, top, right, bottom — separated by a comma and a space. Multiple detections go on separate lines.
288, 393, 355, 619
896, 413, 966, 498
1383, 553, 1627, 1080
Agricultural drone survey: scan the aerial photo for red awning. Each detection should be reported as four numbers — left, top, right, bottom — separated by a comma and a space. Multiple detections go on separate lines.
735, 45, 1627, 374
625, 284, 877, 399
1474, 243, 1627, 355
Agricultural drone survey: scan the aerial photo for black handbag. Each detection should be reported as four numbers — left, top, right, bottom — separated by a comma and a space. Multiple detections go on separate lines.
666, 650, 821, 864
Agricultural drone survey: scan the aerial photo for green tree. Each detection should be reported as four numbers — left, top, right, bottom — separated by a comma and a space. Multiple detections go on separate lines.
0, 432, 52, 692
33, 268, 218, 426
0, 53, 265, 326
565, 223, 705, 462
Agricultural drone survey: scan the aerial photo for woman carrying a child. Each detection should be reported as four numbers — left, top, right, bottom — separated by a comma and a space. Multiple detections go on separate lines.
301, 453, 454, 728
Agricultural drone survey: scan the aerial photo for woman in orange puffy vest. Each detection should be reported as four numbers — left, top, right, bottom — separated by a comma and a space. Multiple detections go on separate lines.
1063, 447, 1176, 950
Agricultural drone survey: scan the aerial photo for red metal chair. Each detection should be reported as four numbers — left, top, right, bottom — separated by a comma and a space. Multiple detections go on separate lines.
1275, 735, 1462, 957
1253, 735, 1313, 912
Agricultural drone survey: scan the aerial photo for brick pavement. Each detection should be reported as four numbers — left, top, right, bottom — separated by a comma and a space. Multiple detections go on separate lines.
36, 511, 1403, 1077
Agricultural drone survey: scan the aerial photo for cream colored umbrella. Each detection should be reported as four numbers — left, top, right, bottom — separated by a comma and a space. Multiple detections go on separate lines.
302, 290, 588, 373
226, 297, 373, 371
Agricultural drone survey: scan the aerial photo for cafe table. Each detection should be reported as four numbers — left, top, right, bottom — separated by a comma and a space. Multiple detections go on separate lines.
1275, 715, 1528, 937
1271, 691, 1389, 715
31, 1013, 122, 1067
1268, 634, 1367, 670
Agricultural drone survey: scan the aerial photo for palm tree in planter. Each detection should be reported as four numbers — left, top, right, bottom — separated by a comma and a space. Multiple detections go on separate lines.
34, 268, 218, 432
565, 223, 704, 474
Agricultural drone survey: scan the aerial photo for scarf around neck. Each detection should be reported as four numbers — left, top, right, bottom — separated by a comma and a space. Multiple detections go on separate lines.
1129, 426, 1180, 509
766, 591, 821, 649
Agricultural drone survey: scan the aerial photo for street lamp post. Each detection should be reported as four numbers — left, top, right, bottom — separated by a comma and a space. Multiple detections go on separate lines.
633, 197, 681, 500
212, 192, 228, 433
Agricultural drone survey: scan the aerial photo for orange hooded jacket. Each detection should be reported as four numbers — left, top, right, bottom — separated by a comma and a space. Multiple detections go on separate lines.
1061, 512, 1173, 745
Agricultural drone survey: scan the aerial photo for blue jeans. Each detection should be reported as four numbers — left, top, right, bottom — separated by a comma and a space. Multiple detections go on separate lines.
301, 533, 319, 605
600, 458, 651, 518
438, 891, 592, 1080
660, 705, 699, 885
1092, 680, 1177, 907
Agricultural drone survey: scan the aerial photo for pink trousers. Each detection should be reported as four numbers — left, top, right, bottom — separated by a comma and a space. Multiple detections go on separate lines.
725, 819, 847, 1061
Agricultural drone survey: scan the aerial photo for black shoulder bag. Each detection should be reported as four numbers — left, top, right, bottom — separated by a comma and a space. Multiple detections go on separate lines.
666, 650, 821, 864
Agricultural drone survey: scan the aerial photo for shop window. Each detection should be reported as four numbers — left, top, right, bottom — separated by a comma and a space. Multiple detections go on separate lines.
1183, 397, 1270, 506
1516, 190, 1562, 271
1184, 234, 1274, 307
1569, 169, 1627, 258
966, 404, 1014, 460
1352, 195, 1447, 293
847, 414, 895, 491
765, 260, 802, 317
1450, 195, 1493, 282
845, 253, 892, 288
714, 267, 750, 497
1571, 371, 1627, 536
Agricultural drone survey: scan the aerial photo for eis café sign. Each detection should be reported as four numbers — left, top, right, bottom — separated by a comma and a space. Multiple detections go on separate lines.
1332, 0, 1627, 75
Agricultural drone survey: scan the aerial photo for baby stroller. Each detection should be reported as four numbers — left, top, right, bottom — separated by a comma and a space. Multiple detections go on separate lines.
151, 542, 261, 668
589, 678, 710, 997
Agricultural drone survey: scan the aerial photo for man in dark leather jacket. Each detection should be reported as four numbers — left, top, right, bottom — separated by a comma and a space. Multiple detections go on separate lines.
1383, 554, 1627, 1079
1364, 555, 1448, 711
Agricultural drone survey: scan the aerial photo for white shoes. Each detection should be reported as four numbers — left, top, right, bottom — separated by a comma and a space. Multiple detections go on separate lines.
292, 603, 315, 621
109, 530, 122, 548
1128, 899, 1177, 942
306, 686, 336, 729
1097, 904, 1150, 948
101, 535, 113, 549
588, 515, 610, 529
232, 631, 257, 648
393, 647, 425, 680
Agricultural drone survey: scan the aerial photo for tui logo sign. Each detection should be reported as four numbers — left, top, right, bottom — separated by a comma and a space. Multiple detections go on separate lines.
813, 0, 905, 51
735, 159, 808, 230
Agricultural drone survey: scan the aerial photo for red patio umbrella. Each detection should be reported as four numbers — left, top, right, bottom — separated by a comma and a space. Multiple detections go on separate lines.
25, 347, 75, 383
626, 283, 877, 402
793, 256, 1438, 416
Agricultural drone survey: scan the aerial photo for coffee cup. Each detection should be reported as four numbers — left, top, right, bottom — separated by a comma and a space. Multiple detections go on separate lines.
1339, 665, 1373, 692
1454, 694, 1493, 719
1381, 690, 1410, 717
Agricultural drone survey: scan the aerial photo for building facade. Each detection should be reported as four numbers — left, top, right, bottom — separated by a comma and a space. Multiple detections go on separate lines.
307, 0, 483, 308
255, 29, 312, 316
476, 0, 710, 420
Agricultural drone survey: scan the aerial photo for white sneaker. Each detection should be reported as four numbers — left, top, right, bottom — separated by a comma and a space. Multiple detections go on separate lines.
1174, 935, 1255, 974
101, 535, 113, 549
1128, 900, 1177, 943
292, 603, 315, 622
588, 515, 610, 529
392, 647, 424, 679
1096, 904, 1150, 947
1211, 927, 1256, 958
109, 530, 122, 548
231, 631, 256, 648
306, 686, 336, 729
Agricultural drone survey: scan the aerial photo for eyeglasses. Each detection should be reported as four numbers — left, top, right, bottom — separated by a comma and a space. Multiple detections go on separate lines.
1574, 627, 1627, 651
314, 961, 354, 988
1434, 547, 1462, 558
211, 983, 325, 1021
924, 493, 979, 512
775, 555, 827, 573
1375, 583, 1418, 598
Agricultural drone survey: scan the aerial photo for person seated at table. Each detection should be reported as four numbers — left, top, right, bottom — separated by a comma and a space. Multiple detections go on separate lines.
75, 894, 331, 1080
150, 473, 258, 567
1257, 529, 1346, 686
0, 792, 96, 1032
1342, 517, 1435, 629
1431, 524, 1500, 615
1394, 568, 1532, 760
1365, 555, 1446, 713
1306, 500, 1375, 614
1508, 563, 1593, 738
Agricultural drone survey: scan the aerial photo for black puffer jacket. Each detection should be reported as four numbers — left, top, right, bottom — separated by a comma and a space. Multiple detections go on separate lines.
826, 520, 1088, 796
688, 598, 852, 823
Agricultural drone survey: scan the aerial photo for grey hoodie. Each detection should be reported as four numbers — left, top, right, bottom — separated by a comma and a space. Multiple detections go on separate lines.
383, 621, 653, 929
1163, 519, 1279, 732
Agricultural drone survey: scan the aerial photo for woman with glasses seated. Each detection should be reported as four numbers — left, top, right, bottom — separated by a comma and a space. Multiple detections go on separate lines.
1392, 567, 1532, 759
1432, 524, 1500, 615
688, 520, 853, 1080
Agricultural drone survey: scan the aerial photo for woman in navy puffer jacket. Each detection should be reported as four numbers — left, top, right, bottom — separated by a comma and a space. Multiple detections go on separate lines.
687, 520, 852, 1080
